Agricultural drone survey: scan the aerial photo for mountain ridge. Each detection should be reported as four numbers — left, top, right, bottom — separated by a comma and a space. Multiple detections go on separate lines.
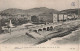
0, 7, 59, 16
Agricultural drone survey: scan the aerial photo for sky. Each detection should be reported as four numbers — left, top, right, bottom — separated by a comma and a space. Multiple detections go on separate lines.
0, 0, 79, 11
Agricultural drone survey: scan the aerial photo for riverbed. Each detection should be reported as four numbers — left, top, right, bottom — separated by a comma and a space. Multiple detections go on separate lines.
1, 20, 80, 46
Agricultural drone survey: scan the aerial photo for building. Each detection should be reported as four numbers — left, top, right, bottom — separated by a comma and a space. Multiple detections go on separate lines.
38, 13, 53, 23
67, 13, 78, 20
1, 13, 31, 21
31, 13, 68, 23
53, 13, 68, 22
53, 13, 59, 23
59, 13, 68, 21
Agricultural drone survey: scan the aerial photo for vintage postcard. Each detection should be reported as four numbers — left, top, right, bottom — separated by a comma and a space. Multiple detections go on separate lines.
0, 0, 80, 51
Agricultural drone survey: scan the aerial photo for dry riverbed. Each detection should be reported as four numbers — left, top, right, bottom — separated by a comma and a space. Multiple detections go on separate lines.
1, 20, 80, 45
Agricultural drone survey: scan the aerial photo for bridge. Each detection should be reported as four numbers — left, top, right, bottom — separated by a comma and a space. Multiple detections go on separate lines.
28, 22, 63, 32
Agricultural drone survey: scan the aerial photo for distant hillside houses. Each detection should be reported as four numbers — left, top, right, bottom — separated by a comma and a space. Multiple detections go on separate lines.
0, 8, 79, 24
0, 10, 79, 24
58, 12, 78, 21
0, 13, 31, 20
67, 13, 78, 19
14, 13, 31, 21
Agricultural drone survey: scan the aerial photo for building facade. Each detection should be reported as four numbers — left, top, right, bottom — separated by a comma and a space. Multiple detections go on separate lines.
59, 14, 68, 21
53, 13, 58, 23
38, 13, 53, 23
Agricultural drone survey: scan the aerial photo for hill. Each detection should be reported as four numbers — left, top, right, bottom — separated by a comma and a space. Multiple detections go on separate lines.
60, 8, 80, 14
0, 7, 59, 16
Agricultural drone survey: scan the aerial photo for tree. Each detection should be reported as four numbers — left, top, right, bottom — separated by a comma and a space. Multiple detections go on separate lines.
31, 15, 39, 23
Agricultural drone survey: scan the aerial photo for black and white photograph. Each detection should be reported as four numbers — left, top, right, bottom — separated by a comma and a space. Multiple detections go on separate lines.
0, 0, 80, 51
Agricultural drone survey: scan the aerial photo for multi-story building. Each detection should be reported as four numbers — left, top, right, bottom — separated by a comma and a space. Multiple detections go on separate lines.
31, 13, 69, 23
58, 13, 68, 21
53, 13, 59, 23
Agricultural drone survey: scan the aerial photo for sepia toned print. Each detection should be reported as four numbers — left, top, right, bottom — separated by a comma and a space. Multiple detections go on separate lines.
0, 0, 80, 51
